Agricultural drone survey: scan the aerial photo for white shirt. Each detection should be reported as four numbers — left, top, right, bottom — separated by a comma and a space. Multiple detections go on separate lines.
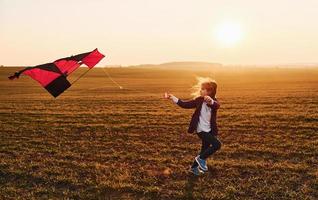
196, 102, 212, 133
171, 95, 212, 133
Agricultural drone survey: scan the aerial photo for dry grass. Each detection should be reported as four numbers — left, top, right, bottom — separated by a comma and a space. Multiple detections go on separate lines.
0, 67, 317, 199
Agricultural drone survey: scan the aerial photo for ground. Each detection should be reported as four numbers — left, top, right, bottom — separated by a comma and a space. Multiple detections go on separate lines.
0, 67, 317, 199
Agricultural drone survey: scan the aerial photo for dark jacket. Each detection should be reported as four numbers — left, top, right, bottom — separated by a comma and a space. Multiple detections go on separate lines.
177, 96, 220, 135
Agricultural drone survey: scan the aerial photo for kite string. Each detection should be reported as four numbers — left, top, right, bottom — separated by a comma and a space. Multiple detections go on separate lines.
71, 68, 92, 85
102, 67, 123, 89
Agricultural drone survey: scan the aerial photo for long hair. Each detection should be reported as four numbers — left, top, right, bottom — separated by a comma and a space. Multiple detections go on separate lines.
191, 77, 217, 99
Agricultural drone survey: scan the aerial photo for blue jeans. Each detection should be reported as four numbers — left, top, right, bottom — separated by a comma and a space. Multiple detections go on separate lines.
191, 131, 221, 168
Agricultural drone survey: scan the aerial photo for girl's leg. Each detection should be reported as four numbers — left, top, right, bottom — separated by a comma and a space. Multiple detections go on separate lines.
191, 132, 210, 168
200, 133, 221, 160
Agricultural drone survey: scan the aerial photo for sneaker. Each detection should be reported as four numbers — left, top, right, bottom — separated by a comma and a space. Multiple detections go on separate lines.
189, 166, 200, 176
198, 168, 205, 173
195, 155, 208, 172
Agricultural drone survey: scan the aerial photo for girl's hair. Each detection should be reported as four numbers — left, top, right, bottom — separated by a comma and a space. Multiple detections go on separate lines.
191, 77, 217, 99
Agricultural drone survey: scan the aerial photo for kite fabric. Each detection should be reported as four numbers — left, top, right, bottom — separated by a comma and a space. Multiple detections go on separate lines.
8, 49, 105, 97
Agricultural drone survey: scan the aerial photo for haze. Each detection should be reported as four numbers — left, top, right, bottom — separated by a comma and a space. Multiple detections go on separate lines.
1, 0, 318, 66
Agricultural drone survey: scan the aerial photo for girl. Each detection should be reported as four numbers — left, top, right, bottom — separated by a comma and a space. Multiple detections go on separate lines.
164, 78, 221, 175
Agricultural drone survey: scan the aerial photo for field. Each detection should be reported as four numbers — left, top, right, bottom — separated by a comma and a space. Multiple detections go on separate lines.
0, 66, 317, 199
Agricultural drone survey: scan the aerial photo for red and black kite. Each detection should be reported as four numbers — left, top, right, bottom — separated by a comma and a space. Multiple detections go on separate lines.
8, 49, 105, 97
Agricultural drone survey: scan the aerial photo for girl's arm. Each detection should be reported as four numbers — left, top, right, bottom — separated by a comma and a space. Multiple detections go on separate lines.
176, 98, 198, 109
164, 92, 197, 109
211, 99, 220, 109
204, 96, 220, 109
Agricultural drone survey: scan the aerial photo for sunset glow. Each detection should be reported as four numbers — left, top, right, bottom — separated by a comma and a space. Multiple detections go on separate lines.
215, 22, 243, 47
1, 0, 318, 66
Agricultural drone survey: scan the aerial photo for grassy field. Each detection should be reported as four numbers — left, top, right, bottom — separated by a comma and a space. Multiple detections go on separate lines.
0, 66, 317, 199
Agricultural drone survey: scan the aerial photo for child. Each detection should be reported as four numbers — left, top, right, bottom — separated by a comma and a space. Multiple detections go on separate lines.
164, 78, 221, 176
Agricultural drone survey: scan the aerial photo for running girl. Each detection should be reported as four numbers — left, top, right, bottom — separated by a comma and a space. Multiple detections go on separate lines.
164, 78, 221, 175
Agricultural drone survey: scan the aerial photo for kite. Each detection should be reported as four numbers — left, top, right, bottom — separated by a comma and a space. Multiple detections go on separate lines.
8, 49, 105, 98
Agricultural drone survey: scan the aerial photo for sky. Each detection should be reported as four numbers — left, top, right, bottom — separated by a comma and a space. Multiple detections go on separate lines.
1, 0, 318, 66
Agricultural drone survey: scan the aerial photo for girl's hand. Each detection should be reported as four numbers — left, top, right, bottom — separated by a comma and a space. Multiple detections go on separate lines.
204, 96, 214, 105
164, 92, 172, 99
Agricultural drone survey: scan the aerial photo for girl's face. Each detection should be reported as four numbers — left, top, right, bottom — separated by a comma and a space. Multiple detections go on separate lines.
200, 85, 208, 97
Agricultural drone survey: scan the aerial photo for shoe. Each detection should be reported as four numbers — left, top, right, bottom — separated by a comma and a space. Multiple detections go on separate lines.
195, 155, 208, 172
189, 166, 200, 176
198, 168, 205, 173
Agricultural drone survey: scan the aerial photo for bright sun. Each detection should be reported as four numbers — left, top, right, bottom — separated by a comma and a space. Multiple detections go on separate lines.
215, 22, 243, 47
